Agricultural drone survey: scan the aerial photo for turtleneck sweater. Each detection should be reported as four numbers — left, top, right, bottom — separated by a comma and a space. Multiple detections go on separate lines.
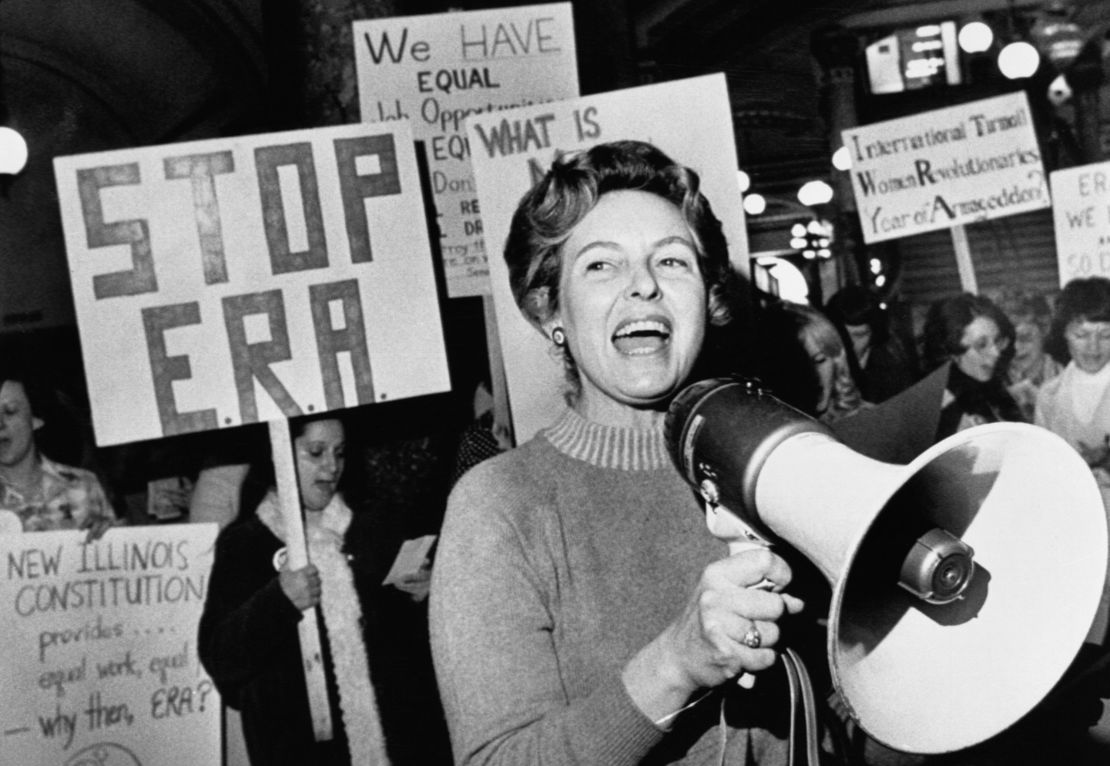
429, 408, 791, 766
1036, 361, 1110, 452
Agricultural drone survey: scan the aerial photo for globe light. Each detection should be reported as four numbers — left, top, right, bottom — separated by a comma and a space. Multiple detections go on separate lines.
832, 146, 852, 171
797, 180, 833, 206
743, 193, 766, 215
737, 169, 751, 193
0, 127, 28, 175
998, 41, 1041, 79
958, 21, 994, 54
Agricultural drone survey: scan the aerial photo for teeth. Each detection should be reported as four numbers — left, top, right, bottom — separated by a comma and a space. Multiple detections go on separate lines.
615, 320, 669, 337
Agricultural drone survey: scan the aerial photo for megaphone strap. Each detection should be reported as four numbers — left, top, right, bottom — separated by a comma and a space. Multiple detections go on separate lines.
782, 648, 821, 766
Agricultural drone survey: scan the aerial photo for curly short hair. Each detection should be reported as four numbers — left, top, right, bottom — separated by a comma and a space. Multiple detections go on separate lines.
1044, 277, 1110, 363
922, 292, 1015, 375
504, 140, 736, 331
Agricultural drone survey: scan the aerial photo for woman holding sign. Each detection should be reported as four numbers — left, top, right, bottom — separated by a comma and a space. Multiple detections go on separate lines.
200, 414, 392, 765
430, 141, 810, 765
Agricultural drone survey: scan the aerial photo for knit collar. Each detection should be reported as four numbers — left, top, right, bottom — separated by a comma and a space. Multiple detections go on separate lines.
543, 407, 671, 471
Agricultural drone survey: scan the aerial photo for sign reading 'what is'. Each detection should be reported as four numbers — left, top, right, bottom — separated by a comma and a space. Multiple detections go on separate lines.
54, 122, 449, 447
466, 74, 746, 442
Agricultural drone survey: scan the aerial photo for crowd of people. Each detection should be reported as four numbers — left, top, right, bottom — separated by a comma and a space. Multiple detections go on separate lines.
2, 138, 1109, 766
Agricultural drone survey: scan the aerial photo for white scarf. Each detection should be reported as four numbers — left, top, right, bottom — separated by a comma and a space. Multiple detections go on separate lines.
258, 492, 390, 764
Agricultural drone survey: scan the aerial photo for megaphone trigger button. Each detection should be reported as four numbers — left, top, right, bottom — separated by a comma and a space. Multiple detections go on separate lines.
698, 479, 720, 506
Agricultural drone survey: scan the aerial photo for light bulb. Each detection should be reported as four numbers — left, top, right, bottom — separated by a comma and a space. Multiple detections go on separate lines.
998, 41, 1040, 79
797, 180, 833, 206
832, 146, 852, 171
743, 193, 766, 216
958, 21, 994, 54
737, 169, 751, 193
0, 127, 29, 175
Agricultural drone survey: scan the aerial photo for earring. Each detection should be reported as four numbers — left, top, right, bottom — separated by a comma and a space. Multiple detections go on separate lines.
551, 326, 566, 347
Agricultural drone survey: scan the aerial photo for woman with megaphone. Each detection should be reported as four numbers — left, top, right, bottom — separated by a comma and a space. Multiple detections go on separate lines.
429, 141, 811, 766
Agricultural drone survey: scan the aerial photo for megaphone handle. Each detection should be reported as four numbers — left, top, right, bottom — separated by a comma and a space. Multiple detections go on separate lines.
727, 539, 774, 689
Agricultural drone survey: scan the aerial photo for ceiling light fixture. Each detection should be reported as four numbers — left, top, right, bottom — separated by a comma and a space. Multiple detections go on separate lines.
958, 21, 994, 54
0, 126, 28, 175
743, 192, 766, 216
998, 39, 1041, 78
797, 179, 834, 206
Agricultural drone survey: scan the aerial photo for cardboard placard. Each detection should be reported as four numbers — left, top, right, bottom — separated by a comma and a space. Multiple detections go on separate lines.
466, 74, 746, 442
354, 3, 579, 298
0, 525, 218, 765
1050, 160, 1110, 285
843, 92, 1049, 244
53, 121, 450, 447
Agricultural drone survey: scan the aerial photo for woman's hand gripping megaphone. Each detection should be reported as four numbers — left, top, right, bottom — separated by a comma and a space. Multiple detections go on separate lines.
701, 490, 799, 687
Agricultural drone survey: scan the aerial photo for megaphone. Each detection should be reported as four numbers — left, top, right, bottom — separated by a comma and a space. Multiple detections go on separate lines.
665, 377, 1109, 754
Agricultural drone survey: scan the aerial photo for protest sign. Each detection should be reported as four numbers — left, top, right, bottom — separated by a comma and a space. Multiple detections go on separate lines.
0, 524, 218, 766
354, 3, 578, 297
466, 74, 746, 442
1050, 160, 1110, 285
843, 92, 1049, 245
54, 121, 450, 448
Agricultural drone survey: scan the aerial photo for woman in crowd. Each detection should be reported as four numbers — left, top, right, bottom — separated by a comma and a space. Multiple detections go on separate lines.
777, 301, 866, 423
824, 284, 919, 403
922, 292, 1024, 441
1035, 277, 1110, 484
198, 414, 390, 765
430, 141, 808, 765
996, 288, 1063, 421
0, 364, 114, 536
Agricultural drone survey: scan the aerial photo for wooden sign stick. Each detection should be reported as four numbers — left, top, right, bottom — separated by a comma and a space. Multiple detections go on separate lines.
269, 419, 334, 741
950, 223, 979, 294
483, 295, 514, 445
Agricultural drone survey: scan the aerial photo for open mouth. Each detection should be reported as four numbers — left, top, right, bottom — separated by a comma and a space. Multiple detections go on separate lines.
612, 318, 671, 355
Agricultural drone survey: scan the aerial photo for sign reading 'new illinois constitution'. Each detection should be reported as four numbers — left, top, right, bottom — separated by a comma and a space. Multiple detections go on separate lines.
0, 525, 219, 766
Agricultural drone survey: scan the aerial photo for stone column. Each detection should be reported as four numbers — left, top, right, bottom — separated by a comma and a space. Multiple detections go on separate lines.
811, 24, 863, 287
1068, 34, 1106, 162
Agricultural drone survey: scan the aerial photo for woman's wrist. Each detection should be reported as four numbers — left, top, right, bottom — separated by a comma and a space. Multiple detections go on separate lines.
621, 630, 698, 728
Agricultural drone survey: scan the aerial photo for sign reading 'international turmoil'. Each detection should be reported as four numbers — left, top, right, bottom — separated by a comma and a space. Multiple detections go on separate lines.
843, 92, 1049, 244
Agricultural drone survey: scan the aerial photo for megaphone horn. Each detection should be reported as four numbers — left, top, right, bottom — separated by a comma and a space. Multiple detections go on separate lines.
665, 377, 1108, 755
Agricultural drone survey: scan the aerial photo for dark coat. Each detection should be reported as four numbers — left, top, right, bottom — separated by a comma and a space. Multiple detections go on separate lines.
198, 507, 451, 765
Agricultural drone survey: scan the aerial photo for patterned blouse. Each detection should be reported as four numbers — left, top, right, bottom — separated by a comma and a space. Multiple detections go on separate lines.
0, 456, 115, 532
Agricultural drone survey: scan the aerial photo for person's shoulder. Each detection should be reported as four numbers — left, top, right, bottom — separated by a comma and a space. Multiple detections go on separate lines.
41, 456, 101, 486
1036, 367, 1068, 400
216, 513, 278, 553
450, 437, 553, 502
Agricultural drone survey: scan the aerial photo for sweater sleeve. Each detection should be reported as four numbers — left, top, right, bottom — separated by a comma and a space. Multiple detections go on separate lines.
429, 459, 665, 766
197, 521, 304, 704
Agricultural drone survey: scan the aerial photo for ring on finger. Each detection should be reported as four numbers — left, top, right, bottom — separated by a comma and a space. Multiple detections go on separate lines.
742, 625, 762, 650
